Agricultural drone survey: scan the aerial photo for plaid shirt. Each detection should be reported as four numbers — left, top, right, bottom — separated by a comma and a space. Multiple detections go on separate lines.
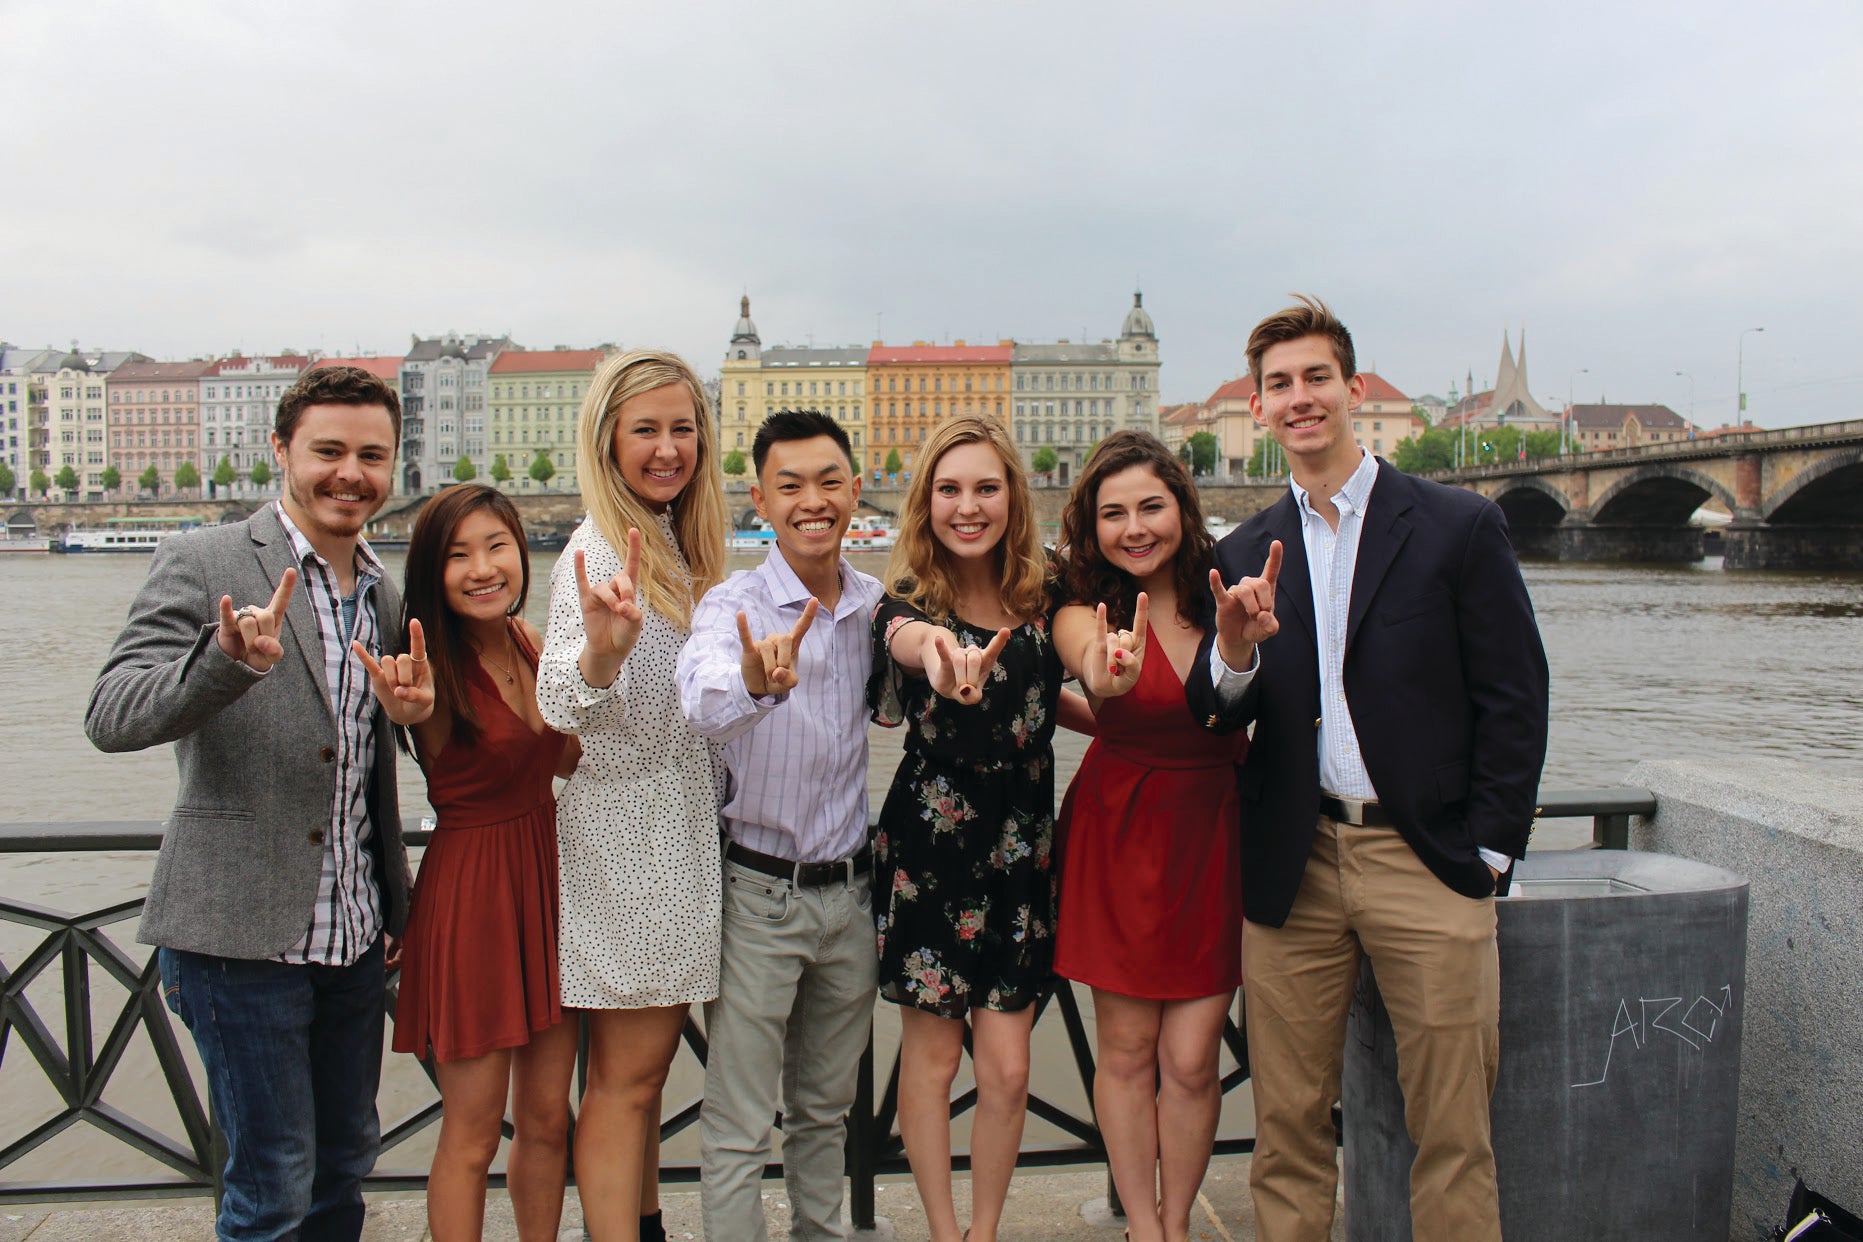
272, 502, 386, 966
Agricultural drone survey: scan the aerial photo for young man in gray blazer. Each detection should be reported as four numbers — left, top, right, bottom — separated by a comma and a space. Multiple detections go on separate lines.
87, 365, 433, 1241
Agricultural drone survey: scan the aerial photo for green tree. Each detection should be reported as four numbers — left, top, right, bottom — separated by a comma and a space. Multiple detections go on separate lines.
30, 469, 50, 495
490, 453, 512, 484
139, 465, 162, 494
212, 456, 237, 491
883, 448, 903, 477
100, 465, 122, 491
528, 450, 555, 486
174, 461, 201, 492
1410, 403, 1433, 427
55, 464, 79, 493
0, 461, 14, 496
1030, 446, 1058, 477
1186, 431, 1219, 476
1392, 427, 1457, 474
1249, 435, 1297, 480
1524, 429, 1563, 460
721, 448, 747, 477
452, 455, 477, 483
250, 459, 272, 488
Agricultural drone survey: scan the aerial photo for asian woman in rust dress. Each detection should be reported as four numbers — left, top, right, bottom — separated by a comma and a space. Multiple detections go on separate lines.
393, 484, 579, 1240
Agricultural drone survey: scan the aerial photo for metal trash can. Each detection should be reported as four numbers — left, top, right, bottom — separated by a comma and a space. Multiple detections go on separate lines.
1342, 850, 1748, 1241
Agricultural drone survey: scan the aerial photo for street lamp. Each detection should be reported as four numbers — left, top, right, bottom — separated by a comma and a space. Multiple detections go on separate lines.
1736, 327, 1764, 423
1675, 370, 1696, 436
1565, 368, 1588, 455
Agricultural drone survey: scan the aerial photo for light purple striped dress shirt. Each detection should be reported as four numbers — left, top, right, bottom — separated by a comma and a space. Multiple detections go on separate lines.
676, 547, 883, 863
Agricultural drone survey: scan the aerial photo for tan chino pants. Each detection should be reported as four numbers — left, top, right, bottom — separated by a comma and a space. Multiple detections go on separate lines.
1244, 816, 1502, 1242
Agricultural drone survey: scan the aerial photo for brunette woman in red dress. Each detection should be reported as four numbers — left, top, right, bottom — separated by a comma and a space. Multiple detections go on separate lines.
1052, 432, 1247, 1242
392, 484, 580, 1241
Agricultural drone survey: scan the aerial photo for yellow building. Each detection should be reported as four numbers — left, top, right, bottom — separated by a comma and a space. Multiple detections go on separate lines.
718, 297, 867, 477
866, 341, 1012, 482
487, 348, 607, 492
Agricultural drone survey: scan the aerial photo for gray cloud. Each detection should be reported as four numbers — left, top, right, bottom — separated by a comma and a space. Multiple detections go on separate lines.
3, 0, 1857, 427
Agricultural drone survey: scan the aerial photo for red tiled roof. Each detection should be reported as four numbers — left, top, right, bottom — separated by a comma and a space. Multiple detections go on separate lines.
1158, 402, 1205, 426
491, 348, 607, 374
109, 360, 215, 381
1359, 372, 1409, 402
307, 355, 403, 381
204, 355, 313, 374
1569, 403, 1686, 430
868, 344, 1012, 364
1207, 376, 1257, 404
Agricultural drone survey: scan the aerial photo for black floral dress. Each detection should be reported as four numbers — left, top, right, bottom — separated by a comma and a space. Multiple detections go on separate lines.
868, 596, 1063, 1017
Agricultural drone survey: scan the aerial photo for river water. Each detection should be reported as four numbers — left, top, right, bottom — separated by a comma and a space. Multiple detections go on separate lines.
2, 547, 1859, 1188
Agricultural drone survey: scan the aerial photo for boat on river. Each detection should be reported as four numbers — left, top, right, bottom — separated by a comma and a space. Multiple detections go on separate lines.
53, 516, 216, 553
727, 515, 896, 553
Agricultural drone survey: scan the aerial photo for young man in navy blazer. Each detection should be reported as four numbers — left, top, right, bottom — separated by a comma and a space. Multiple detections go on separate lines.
1188, 297, 1549, 1242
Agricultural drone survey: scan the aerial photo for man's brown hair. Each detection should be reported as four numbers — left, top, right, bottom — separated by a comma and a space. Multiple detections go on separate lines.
275, 365, 403, 445
1246, 295, 1356, 387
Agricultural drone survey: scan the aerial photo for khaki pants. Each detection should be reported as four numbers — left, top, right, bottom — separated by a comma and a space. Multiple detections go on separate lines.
700, 858, 879, 1241
1245, 817, 1501, 1242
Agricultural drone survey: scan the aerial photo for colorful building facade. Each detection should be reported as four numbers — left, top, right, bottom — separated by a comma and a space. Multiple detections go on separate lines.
106, 359, 211, 495
866, 342, 1013, 482
487, 348, 607, 492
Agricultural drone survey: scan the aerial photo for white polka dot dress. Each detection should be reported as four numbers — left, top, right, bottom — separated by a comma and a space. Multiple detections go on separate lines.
537, 514, 724, 1009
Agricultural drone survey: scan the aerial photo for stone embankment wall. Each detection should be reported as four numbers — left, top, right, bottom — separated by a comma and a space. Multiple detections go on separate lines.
1626, 758, 1862, 1240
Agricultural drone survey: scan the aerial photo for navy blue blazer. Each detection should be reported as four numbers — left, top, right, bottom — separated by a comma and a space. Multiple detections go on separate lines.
1187, 460, 1549, 927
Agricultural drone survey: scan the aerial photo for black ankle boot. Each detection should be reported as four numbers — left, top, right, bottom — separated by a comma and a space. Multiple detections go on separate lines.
638, 1209, 666, 1242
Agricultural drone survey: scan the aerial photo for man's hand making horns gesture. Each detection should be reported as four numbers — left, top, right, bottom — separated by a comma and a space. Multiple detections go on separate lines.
216, 568, 298, 673
737, 598, 820, 697
1211, 538, 1283, 673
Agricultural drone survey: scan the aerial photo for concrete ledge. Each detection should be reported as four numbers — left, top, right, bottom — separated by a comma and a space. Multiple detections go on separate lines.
1627, 758, 1863, 1241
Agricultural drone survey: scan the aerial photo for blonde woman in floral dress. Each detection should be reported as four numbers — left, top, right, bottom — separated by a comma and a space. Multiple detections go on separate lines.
867, 414, 1080, 1242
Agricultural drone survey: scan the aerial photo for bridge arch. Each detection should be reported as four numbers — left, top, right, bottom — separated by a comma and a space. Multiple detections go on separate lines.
1760, 446, 1863, 525
1586, 464, 1738, 526
1490, 478, 1570, 527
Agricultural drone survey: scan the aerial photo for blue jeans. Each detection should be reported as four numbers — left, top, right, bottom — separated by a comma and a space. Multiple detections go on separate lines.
159, 939, 385, 1242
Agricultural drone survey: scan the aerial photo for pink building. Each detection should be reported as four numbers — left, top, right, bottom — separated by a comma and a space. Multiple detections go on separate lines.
106, 360, 213, 496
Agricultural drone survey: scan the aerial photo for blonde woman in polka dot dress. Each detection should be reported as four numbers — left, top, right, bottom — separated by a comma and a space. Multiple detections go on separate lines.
536, 349, 729, 1242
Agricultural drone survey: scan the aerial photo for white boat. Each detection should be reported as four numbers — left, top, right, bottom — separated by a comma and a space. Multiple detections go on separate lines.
726, 515, 897, 553
54, 516, 215, 553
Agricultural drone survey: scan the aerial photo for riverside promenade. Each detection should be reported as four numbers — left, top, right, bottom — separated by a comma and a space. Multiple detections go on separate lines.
0, 1160, 1339, 1241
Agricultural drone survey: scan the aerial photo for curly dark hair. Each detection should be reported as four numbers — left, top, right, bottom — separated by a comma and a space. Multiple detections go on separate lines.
1059, 430, 1215, 631
276, 364, 403, 445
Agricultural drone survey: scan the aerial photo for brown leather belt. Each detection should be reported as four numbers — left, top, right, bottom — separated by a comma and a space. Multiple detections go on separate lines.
726, 839, 872, 887
1320, 795, 1395, 828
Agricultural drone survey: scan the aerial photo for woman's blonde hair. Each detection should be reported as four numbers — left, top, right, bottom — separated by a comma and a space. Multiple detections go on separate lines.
882, 414, 1048, 623
574, 348, 727, 627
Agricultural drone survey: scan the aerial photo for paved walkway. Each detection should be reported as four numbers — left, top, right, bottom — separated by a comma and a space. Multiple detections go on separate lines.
0, 1156, 1347, 1240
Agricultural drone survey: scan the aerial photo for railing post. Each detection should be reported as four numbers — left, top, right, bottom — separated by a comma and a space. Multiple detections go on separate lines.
1595, 811, 1630, 849
848, 1033, 878, 1230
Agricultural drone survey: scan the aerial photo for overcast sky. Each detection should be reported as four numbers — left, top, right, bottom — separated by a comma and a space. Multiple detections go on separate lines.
4, 1, 1858, 429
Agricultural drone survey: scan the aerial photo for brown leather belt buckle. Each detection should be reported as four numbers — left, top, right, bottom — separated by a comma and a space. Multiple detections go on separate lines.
1320, 795, 1391, 827
727, 840, 872, 888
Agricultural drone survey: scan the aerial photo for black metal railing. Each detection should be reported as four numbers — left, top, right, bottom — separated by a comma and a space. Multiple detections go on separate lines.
0, 790, 1653, 1221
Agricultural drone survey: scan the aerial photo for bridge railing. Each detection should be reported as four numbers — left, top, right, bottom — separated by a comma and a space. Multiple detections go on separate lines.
1425, 416, 1863, 481
0, 790, 1652, 1221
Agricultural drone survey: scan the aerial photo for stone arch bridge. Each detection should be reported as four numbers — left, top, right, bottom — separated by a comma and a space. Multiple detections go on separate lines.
1429, 419, 1863, 569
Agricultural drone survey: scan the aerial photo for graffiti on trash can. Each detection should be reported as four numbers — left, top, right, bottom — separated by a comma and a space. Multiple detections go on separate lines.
1570, 985, 1734, 1088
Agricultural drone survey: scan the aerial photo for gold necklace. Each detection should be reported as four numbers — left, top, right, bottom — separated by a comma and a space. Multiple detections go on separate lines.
475, 633, 519, 686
